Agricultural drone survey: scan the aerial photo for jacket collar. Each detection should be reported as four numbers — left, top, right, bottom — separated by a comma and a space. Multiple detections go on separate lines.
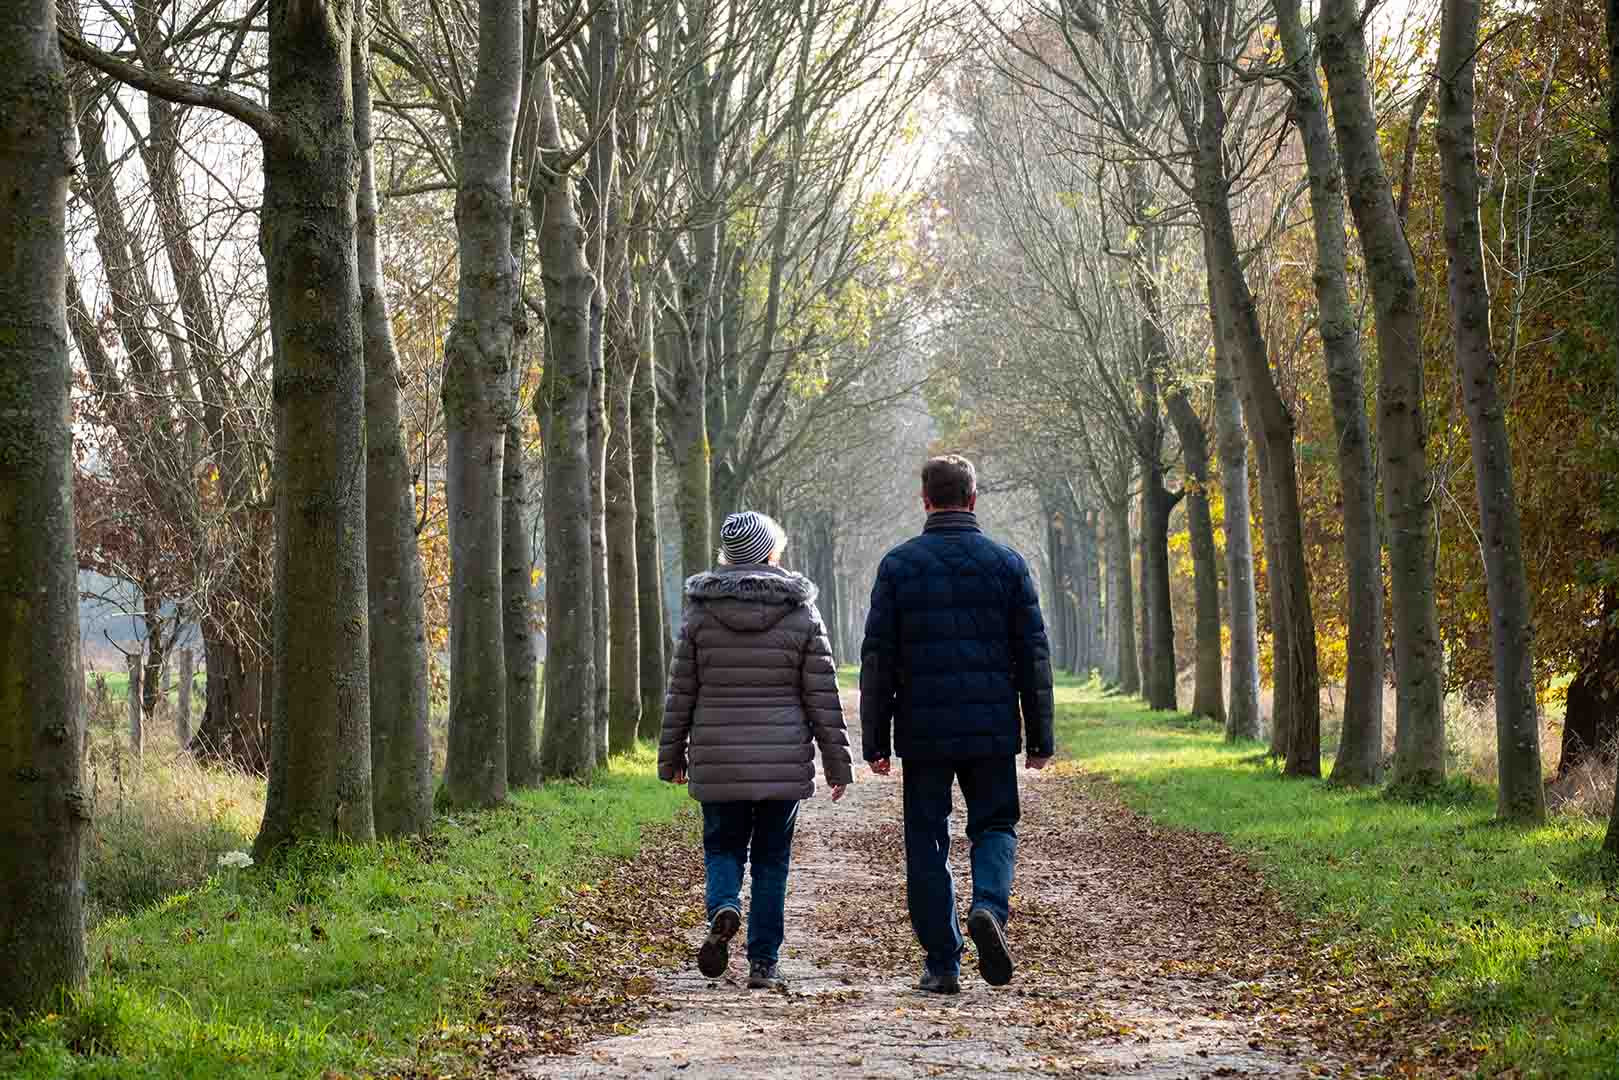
923, 510, 981, 534
684, 564, 818, 606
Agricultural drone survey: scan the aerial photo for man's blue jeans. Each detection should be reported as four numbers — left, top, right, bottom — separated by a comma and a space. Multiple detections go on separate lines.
701, 799, 800, 965
901, 756, 1020, 977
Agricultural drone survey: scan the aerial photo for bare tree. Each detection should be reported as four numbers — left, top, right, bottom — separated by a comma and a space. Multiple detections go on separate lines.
0, 0, 89, 1013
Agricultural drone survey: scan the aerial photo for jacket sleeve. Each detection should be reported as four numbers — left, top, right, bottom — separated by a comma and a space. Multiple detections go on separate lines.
859, 557, 898, 762
800, 604, 854, 786
1010, 556, 1055, 757
658, 607, 699, 780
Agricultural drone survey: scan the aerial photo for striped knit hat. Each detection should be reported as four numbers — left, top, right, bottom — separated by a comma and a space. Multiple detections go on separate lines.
718, 511, 786, 565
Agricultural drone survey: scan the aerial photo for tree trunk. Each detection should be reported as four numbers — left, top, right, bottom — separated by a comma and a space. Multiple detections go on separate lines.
442, 0, 526, 808
1045, 500, 1069, 672
0, 1, 89, 1010
1321, 0, 1446, 788
355, 18, 433, 835
1437, 0, 1545, 822
1211, 340, 1262, 740
254, 0, 375, 856
128, 653, 144, 757
176, 646, 194, 749
1275, 0, 1383, 784
605, 283, 642, 754
503, 213, 541, 788
1107, 492, 1139, 694
1607, 0, 1619, 863
632, 237, 666, 741
193, 629, 268, 771
533, 48, 599, 778
1196, 7, 1319, 776
1558, 588, 1618, 777
1166, 390, 1224, 723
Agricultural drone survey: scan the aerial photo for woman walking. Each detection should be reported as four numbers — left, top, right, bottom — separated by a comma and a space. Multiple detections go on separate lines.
659, 511, 853, 989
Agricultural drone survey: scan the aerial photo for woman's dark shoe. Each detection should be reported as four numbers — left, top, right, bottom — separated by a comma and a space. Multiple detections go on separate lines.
746, 959, 782, 989
917, 968, 961, 994
698, 907, 741, 978
967, 907, 1014, 987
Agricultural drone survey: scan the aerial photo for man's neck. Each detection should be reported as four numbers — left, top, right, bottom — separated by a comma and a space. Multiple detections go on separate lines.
924, 508, 979, 532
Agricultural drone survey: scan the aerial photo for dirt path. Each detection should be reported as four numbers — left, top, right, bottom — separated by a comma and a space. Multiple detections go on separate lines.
499, 696, 1404, 1079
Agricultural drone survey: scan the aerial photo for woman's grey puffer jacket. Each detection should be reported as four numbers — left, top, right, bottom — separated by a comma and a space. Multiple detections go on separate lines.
658, 565, 854, 802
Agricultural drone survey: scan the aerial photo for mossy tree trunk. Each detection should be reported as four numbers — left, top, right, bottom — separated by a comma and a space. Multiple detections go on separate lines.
1166, 390, 1224, 724
0, 0, 88, 1013
255, 0, 375, 855
631, 217, 666, 740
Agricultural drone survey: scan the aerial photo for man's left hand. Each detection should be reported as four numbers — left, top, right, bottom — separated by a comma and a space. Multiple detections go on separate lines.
1025, 755, 1052, 771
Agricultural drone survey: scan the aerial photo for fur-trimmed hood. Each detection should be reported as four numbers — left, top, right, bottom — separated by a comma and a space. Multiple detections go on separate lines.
684, 566, 818, 632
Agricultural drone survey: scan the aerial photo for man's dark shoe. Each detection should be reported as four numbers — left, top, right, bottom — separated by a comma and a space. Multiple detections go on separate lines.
968, 907, 1014, 987
917, 968, 961, 995
697, 907, 741, 978
746, 959, 782, 990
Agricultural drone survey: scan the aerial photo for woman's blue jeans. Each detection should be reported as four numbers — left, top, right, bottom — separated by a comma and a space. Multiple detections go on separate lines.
701, 799, 800, 964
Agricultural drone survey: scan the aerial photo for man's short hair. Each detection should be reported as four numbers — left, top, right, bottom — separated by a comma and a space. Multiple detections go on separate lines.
922, 454, 977, 508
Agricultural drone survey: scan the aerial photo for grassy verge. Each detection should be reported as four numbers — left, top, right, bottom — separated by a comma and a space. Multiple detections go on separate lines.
2, 744, 689, 1079
1057, 680, 1619, 1078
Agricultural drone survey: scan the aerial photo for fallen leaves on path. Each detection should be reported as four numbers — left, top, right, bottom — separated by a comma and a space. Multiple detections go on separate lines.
442, 716, 1482, 1079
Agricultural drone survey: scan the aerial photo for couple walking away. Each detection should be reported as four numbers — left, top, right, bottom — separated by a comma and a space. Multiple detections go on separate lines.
657, 454, 1056, 994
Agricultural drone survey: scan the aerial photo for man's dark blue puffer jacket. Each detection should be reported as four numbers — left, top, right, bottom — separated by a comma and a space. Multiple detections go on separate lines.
859, 510, 1055, 762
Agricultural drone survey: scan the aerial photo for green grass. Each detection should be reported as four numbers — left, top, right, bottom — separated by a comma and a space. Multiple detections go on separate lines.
2, 743, 689, 1079
836, 663, 859, 692
1057, 679, 1619, 1079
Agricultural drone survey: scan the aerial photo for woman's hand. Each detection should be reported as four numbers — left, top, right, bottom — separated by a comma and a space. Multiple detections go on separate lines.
828, 784, 846, 802
668, 768, 688, 785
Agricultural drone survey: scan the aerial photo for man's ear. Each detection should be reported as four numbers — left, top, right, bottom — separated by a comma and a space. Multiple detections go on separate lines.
966, 492, 978, 511
921, 487, 933, 512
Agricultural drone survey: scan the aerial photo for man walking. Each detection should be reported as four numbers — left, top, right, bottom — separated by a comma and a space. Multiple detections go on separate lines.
861, 454, 1055, 994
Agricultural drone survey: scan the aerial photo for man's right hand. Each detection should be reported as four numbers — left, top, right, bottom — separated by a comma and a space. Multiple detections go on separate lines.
1025, 755, 1051, 771
869, 757, 892, 776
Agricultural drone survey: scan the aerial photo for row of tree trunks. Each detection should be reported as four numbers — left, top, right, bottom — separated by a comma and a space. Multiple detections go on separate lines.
1319, 0, 1447, 789
1273, 0, 1383, 785
1436, 0, 1546, 823
0, 0, 87, 1017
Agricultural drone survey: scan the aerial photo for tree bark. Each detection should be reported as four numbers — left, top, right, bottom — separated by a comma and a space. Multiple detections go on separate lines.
1608, 0, 1619, 863
1166, 390, 1224, 723
1194, 3, 1319, 776
1212, 338, 1262, 740
1558, 587, 1617, 778
533, 47, 599, 778
176, 646, 194, 749
606, 282, 642, 754
1321, 0, 1446, 788
1107, 487, 1139, 694
355, 16, 432, 835
631, 232, 666, 740
1274, 0, 1383, 784
1437, 0, 1544, 822
441, 0, 526, 808
128, 653, 144, 757
503, 252, 541, 788
193, 628, 268, 770
0, 0, 89, 1011
254, 0, 375, 856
